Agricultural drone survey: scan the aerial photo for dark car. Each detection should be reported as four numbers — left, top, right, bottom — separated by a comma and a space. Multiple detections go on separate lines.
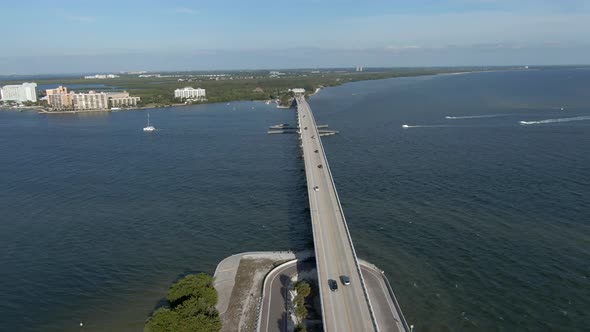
317, 164, 323, 169
304, 127, 308, 130
314, 150, 319, 153
328, 279, 338, 292
340, 275, 351, 286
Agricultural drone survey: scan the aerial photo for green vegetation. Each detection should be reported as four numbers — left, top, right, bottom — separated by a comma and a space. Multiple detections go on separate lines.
0, 66, 527, 108
294, 323, 308, 332
293, 280, 312, 323
144, 273, 221, 332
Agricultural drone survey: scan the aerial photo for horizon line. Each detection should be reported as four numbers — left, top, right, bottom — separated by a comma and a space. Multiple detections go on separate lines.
1, 64, 590, 78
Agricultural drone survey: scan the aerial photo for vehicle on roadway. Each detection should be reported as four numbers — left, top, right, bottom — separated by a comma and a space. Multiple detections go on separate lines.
304, 127, 308, 130
311, 135, 315, 139
313, 186, 319, 191
340, 275, 351, 286
328, 279, 338, 292
314, 149, 319, 153
317, 164, 323, 169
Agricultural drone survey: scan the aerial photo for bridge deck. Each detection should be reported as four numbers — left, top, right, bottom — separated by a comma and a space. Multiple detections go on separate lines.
297, 96, 380, 332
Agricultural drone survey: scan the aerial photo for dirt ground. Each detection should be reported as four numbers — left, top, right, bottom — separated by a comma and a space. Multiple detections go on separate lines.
221, 257, 276, 332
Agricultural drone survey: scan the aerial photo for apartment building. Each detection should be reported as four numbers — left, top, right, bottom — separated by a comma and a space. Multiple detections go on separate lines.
107, 91, 140, 107
46, 86, 74, 109
174, 87, 206, 100
72, 91, 109, 110
1, 83, 37, 102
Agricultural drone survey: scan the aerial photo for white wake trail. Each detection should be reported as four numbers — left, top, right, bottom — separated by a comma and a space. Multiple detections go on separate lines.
445, 114, 508, 120
402, 124, 454, 128
519, 115, 590, 125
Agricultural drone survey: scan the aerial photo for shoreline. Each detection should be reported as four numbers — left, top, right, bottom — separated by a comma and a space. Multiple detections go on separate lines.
4, 68, 530, 115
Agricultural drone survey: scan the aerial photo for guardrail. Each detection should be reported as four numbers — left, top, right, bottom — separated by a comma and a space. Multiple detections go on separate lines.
296, 97, 381, 332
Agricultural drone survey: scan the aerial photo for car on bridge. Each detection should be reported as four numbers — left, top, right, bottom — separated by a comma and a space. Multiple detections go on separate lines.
314, 150, 319, 153
328, 279, 338, 292
340, 275, 351, 286
317, 164, 323, 169
313, 186, 319, 191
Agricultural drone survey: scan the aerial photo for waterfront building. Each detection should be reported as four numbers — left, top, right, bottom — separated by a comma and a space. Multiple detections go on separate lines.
174, 87, 206, 100
72, 91, 109, 110
107, 91, 140, 107
0, 82, 37, 102
46, 86, 74, 109
289, 88, 306, 95
84, 74, 120, 79
269, 71, 285, 77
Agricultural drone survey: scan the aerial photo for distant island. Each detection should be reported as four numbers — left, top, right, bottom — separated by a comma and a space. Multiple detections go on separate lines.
0, 66, 534, 110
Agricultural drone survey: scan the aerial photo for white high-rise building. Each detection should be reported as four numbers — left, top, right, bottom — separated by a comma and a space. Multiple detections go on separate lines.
0, 82, 37, 102
174, 87, 206, 100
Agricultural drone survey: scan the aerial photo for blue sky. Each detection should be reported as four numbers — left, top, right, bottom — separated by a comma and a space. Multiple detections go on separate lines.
1, 0, 589, 74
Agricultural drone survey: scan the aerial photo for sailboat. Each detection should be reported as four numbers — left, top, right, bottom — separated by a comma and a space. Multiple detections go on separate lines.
143, 112, 156, 132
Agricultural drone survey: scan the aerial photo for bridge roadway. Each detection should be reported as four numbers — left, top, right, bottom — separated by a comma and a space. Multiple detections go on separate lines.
296, 96, 379, 332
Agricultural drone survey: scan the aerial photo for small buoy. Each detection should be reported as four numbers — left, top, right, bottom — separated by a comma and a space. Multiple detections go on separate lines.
80, 322, 84, 327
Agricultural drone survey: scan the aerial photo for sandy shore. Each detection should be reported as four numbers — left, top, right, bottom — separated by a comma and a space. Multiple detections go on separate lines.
213, 251, 313, 332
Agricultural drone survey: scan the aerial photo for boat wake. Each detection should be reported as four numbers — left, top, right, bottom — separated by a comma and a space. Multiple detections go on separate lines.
402, 124, 454, 128
519, 115, 590, 125
445, 114, 507, 120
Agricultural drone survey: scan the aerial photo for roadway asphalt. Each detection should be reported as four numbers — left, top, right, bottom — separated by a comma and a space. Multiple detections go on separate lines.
360, 262, 407, 332
258, 260, 297, 332
296, 96, 378, 332
258, 260, 316, 332
257, 259, 405, 332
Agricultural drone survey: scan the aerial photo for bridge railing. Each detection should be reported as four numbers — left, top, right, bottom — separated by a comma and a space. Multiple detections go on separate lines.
296, 97, 382, 332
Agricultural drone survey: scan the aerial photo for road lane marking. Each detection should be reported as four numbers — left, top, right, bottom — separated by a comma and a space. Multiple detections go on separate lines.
300, 105, 338, 330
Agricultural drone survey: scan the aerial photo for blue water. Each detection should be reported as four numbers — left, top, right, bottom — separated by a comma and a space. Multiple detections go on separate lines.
1, 69, 589, 331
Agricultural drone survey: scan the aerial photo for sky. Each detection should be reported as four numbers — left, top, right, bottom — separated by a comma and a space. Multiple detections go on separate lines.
1, 0, 589, 74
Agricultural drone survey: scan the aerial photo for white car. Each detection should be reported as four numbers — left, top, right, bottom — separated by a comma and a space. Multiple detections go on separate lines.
313, 186, 319, 192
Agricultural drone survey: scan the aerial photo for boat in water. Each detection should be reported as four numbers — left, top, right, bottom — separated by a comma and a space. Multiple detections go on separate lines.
143, 112, 156, 132
270, 123, 290, 129
402, 124, 410, 128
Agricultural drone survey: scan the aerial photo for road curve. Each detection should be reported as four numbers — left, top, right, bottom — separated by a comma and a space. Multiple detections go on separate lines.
258, 260, 297, 332
258, 259, 407, 332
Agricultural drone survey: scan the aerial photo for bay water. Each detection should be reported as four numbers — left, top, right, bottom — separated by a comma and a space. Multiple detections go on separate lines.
1, 68, 588, 331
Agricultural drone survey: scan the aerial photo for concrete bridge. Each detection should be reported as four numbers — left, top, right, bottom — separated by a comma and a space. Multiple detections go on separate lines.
296, 96, 408, 332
